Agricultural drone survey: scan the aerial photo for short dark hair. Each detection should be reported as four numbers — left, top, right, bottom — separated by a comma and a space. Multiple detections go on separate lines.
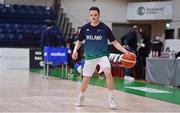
89, 6, 100, 14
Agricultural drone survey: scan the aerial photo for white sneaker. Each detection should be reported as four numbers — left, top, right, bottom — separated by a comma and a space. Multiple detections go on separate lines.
124, 76, 135, 81
75, 95, 85, 106
108, 97, 117, 109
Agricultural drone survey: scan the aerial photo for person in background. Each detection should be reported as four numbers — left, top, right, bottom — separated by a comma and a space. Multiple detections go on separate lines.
41, 20, 65, 50
72, 6, 128, 109
150, 36, 163, 57
41, 20, 66, 74
136, 28, 151, 80
123, 25, 138, 81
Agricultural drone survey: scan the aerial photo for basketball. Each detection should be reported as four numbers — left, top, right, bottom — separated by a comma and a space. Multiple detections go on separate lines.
121, 52, 136, 68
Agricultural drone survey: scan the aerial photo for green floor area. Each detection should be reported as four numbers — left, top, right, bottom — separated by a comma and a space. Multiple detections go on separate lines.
31, 68, 180, 105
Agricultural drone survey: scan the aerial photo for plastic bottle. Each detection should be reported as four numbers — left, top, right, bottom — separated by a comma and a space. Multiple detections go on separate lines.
152, 51, 155, 58
169, 52, 172, 59
155, 51, 159, 58
149, 51, 152, 58
172, 51, 176, 59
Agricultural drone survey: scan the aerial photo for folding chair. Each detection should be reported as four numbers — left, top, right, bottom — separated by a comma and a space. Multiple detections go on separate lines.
43, 46, 68, 79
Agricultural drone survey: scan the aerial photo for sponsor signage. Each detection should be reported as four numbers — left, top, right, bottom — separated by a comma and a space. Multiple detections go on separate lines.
44, 47, 68, 66
30, 48, 44, 68
127, 1, 173, 20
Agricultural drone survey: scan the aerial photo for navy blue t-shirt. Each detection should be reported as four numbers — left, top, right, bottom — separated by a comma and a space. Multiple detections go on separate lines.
77, 22, 115, 60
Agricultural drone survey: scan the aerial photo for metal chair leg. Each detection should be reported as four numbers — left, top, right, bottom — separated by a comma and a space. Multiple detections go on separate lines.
43, 62, 46, 78
65, 63, 68, 79
47, 63, 49, 79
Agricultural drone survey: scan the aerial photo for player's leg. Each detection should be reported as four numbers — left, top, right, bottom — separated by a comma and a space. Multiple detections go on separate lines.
75, 59, 97, 106
75, 76, 91, 106
80, 76, 91, 93
99, 56, 116, 109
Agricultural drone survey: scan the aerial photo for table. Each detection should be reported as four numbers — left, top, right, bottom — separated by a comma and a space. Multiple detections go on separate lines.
146, 58, 180, 86
175, 60, 180, 86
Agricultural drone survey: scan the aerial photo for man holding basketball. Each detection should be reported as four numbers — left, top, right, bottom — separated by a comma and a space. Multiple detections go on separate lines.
72, 6, 128, 109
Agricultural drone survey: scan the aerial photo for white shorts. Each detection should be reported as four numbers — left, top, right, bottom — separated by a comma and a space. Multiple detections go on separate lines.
82, 56, 111, 77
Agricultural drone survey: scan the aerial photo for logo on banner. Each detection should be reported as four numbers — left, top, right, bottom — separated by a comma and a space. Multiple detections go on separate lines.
44, 52, 66, 57
137, 6, 145, 16
43, 47, 68, 65
51, 52, 66, 57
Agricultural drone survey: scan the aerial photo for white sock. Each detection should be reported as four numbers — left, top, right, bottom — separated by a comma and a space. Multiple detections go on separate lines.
79, 91, 85, 97
108, 90, 113, 99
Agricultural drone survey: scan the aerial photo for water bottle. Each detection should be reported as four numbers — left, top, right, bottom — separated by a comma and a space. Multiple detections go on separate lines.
152, 51, 155, 58
149, 51, 152, 58
155, 51, 159, 58
172, 51, 176, 59
169, 52, 172, 59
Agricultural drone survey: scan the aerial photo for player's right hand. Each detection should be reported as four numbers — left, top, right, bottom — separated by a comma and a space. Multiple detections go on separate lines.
72, 51, 78, 60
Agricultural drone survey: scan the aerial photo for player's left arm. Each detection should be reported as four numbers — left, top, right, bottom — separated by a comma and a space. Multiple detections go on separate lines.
111, 40, 128, 54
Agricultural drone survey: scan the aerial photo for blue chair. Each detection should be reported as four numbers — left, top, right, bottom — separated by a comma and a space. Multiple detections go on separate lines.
0, 34, 5, 40
13, 4, 20, 10
20, 5, 27, 10
7, 29, 15, 34
43, 47, 68, 78
17, 34, 23, 40
26, 10, 34, 18
0, 34, 6, 46
0, 24, 6, 29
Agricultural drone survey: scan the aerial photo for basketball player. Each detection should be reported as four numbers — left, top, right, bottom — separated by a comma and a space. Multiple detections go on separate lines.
72, 6, 128, 109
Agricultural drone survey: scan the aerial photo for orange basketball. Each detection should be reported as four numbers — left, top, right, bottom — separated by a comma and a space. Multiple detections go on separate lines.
121, 52, 136, 68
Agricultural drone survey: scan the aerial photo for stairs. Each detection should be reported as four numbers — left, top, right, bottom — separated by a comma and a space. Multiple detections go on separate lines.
52, 0, 74, 41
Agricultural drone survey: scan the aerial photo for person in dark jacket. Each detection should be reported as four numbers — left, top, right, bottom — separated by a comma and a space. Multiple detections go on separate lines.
136, 28, 151, 79
41, 20, 66, 71
123, 25, 138, 81
41, 20, 65, 49
125, 26, 138, 52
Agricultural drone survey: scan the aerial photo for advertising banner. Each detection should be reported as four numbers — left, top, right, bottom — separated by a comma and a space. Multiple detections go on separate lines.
30, 48, 43, 68
44, 47, 68, 66
127, 1, 173, 20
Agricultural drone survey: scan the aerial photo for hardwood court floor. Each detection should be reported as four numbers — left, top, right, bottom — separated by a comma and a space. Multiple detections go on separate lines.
0, 69, 180, 112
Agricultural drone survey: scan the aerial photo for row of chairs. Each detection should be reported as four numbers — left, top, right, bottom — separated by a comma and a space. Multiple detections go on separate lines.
0, 4, 51, 10
0, 23, 46, 36
0, 4, 56, 47
0, 4, 51, 11
0, 23, 46, 30
0, 29, 42, 35
0, 33, 41, 40
0, 33, 41, 47
0, 4, 54, 19
0, 19, 47, 25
